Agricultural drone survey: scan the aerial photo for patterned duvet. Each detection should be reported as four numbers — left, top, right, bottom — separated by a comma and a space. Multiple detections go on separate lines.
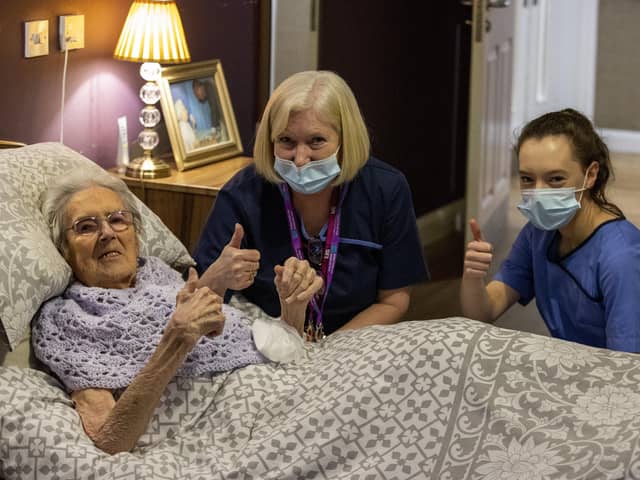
2, 312, 640, 479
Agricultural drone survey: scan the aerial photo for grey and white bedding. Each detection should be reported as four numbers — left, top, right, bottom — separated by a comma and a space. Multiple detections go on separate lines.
2, 307, 640, 479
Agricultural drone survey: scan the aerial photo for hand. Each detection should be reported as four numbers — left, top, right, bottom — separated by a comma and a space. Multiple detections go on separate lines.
274, 257, 323, 335
200, 223, 261, 294
463, 219, 494, 279
169, 268, 225, 343
274, 257, 323, 307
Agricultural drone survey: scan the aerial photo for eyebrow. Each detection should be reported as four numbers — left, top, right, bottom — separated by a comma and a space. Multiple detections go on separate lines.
518, 169, 568, 176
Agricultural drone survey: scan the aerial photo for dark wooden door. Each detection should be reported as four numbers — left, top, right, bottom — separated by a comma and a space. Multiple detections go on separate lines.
317, 1, 472, 216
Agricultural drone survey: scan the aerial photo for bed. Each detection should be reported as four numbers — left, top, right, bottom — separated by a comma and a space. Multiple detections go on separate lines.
2, 143, 640, 480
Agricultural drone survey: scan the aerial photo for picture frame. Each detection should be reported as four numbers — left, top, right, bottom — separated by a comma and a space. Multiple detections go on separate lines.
158, 59, 243, 171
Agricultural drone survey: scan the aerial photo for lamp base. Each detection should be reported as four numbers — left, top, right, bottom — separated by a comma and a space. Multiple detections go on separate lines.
124, 154, 171, 179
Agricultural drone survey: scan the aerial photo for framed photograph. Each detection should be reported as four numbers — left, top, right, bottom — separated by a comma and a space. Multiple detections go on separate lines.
158, 59, 243, 171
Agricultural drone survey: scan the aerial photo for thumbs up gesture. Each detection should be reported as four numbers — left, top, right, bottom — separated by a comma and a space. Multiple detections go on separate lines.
463, 219, 494, 279
219, 223, 261, 290
199, 223, 261, 295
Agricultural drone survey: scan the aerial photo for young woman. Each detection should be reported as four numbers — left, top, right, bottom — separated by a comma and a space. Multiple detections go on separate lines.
461, 108, 640, 352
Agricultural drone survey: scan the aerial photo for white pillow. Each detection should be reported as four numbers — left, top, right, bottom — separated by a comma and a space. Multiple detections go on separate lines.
0, 142, 195, 351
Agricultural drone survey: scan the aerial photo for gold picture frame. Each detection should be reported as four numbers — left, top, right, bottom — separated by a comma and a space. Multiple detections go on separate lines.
158, 59, 243, 171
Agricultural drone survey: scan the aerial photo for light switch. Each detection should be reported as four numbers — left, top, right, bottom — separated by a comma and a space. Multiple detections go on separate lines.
24, 20, 49, 58
59, 14, 85, 51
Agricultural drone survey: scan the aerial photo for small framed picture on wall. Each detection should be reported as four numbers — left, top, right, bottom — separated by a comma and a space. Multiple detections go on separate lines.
158, 59, 243, 171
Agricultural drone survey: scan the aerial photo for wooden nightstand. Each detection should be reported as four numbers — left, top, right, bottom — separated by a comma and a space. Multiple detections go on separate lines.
112, 156, 253, 253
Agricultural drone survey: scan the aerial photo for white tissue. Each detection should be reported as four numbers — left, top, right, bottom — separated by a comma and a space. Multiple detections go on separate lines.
252, 316, 305, 363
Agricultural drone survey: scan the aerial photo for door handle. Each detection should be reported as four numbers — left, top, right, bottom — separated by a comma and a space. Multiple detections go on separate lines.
461, 1, 510, 9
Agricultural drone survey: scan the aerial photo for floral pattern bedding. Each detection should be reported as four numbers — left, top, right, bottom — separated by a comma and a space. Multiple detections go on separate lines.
2, 313, 640, 479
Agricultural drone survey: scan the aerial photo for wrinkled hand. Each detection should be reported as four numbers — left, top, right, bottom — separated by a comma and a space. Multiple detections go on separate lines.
463, 219, 494, 279
169, 268, 225, 343
274, 257, 323, 307
274, 257, 323, 335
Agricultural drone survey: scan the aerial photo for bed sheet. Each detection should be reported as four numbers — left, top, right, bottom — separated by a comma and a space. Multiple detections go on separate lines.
2, 316, 640, 479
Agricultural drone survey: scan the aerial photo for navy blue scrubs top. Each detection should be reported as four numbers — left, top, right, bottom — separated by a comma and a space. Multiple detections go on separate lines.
192, 156, 430, 334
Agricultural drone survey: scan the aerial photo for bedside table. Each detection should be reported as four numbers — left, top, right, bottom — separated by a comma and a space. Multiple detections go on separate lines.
112, 156, 253, 253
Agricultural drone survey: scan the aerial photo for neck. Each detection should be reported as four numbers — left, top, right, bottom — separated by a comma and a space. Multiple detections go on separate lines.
291, 186, 335, 236
558, 197, 616, 250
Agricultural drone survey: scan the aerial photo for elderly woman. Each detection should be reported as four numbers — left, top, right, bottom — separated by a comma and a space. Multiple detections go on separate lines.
32, 172, 320, 455
193, 70, 429, 341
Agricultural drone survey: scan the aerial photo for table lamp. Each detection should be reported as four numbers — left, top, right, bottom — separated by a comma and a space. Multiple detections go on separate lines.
114, 0, 191, 179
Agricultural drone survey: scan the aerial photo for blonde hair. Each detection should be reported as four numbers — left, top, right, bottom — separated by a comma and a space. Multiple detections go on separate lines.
253, 70, 370, 184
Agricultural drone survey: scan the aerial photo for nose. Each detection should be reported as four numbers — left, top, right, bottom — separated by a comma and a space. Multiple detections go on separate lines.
98, 219, 117, 241
293, 145, 311, 168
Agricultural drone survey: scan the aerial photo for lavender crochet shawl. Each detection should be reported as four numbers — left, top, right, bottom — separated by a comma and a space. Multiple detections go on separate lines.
32, 256, 266, 391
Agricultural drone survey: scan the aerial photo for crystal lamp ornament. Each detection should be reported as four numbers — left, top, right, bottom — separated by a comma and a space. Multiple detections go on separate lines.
139, 106, 161, 128
139, 82, 161, 105
138, 130, 159, 150
139, 62, 161, 82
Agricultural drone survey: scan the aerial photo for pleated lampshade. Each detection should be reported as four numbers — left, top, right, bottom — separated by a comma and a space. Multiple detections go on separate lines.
114, 0, 191, 64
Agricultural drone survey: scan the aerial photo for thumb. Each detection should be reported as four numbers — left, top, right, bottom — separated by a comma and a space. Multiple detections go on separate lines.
227, 223, 244, 249
184, 267, 199, 292
469, 218, 484, 242
187, 266, 198, 282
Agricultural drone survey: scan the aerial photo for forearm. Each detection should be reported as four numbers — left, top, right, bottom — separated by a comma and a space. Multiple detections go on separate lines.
460, 277, 495, 322
339, 288, 410, 332
88, 332, 195, 454
337, 301, 406, 332
197, 258, 228, 298
461, 279, 518, 323
280, 301, 307, 335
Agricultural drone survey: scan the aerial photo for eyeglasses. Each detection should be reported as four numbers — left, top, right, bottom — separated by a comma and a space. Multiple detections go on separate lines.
65, 210, 134, 235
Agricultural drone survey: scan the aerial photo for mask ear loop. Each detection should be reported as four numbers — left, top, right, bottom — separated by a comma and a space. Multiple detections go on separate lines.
576, 162, 597, 203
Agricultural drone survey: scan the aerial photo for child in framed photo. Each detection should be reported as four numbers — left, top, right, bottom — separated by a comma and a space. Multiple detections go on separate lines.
170, 77, 229, 152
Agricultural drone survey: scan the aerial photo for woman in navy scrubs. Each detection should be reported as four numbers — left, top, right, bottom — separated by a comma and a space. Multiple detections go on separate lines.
193, 70, 429, 340
461, 108, 640, 352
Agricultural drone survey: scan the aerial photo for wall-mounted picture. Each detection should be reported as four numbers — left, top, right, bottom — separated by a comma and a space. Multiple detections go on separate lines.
159, 59, 243, 171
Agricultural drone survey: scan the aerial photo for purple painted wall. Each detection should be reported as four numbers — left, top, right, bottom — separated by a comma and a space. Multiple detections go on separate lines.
0, 0, 260, 167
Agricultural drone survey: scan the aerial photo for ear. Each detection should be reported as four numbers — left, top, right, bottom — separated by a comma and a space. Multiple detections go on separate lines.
585, 161, 599, 189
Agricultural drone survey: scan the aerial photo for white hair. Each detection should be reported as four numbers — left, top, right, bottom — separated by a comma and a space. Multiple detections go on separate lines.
41, 171, 142, 252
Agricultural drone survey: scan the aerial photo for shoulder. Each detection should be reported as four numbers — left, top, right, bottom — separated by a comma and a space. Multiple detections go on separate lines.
219, 163, 279, 204
350, 157, 411, 199
222, 163, 266, 191
356, 156, 407, 183
596, 219, 640, 262
137, 256, 183, 285
598, 218, 640, 242
513, 222, 551, 246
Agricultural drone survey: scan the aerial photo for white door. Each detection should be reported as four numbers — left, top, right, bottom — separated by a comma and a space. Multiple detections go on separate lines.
513, 0, 598, 127
465, 0, 516, 248
270, 0, 319, 92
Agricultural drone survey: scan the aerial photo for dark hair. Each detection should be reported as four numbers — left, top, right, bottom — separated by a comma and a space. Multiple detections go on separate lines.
516, 108, 622, 217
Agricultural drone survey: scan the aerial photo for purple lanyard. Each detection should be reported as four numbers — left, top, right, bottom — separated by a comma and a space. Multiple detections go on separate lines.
279, 183, 348, 341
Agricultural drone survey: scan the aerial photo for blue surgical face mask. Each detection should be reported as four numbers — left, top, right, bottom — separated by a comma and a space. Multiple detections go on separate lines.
516, 171, 589, 231
274, 150, 341, 195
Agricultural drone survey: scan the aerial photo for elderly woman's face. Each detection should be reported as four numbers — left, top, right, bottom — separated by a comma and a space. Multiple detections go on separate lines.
63, 186, 138, 289
274, 108, 340, 168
